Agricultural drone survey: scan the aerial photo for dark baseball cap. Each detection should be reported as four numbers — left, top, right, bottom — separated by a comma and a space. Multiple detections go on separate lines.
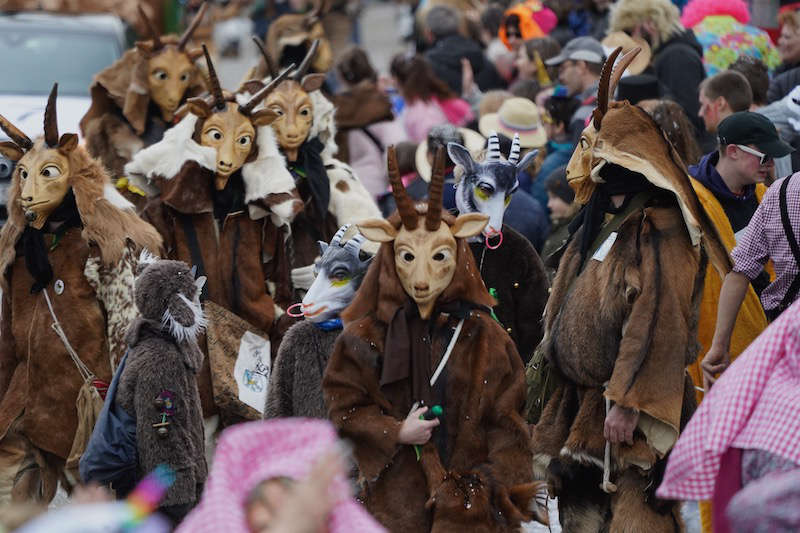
545, 37, 605, 66
717, 112, 794, 158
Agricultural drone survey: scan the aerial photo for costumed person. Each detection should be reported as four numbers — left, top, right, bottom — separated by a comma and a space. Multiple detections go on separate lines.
256, 40, 381, 309
657, 299, 800, 533
116, 256, 208, 524
322, 147, 548, 532
0, 84, 162, 504
177, 419, 386, 533
447, 132, 549, 364
260, 0, 333, 78
80, 4, 209, 201
264, 224, 372, 419
525, 47, 732, 532
124, 48, 299, 421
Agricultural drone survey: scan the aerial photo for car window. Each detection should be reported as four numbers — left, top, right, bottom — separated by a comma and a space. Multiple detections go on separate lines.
0, 30, 120, 96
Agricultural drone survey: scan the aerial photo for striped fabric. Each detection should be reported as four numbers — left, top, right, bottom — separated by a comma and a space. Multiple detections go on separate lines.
487, 131, 502, 161
508, 133, 521, 164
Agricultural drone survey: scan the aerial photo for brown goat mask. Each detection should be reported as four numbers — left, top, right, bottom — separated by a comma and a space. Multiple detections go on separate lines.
180, 45, 292, 190
358, 147, 488, 319
0, 83, 79, 230
135, 3, 208, 123
264, 0, 333, 75
566, 45, 732, 278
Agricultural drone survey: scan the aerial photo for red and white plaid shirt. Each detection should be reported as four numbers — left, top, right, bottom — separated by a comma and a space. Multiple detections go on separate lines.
731, 174, 800, 311
657, 298, 800, 501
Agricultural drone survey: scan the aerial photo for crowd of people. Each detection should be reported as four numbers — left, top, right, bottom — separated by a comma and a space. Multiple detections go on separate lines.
0, 0, 800, 531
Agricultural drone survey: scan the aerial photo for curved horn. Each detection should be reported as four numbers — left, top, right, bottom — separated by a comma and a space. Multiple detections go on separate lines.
487, 131, 501, 161
387, 145, 418, 230
202, 45, 226, 111
137, 4, 163, 50
508, 133, 521, 164
305, 0, 326, 26
592, 46, 622, 131
43, 83, 59, 148
292, 39, 320, 80
425, 147, 445, 231
331, 224, 350, 246
238, 62, 295, 115
252, 36, 277, 79
608, 47, 642, 103
0, 114, 32, 151
343, 234, 366, 255
178, 2, 208, 50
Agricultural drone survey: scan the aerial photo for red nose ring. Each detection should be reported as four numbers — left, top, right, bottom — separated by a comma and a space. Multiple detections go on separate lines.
485, 231, 503, 250
286, 302, 305, 318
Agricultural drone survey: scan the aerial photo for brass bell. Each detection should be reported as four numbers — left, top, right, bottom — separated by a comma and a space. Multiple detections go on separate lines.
157, 426, 169, 438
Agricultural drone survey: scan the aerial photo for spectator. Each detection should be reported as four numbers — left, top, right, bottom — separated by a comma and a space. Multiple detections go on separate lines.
378, 141, 426, 217
423, 5, 505, 96
540, 165, 579, 274
477, 89, 513, 118
499, 0, 556, 52
698, 70, 753, 134
508, 78, 541, 102
333, 47, 406, 199
515, 36, 561, 84
390, 54, 474, 143
681, 0, 780, 76
544, 36, 605, 140
758, 85, 800, 177
609, 0, 707, 136
768, 10, 800, 103
730, 55, 770, 109
524, 90, 580, 207
644, 99, 703, 166
480, 3, 517, 83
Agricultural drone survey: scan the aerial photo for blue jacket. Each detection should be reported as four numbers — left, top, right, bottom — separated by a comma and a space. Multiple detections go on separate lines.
521, 140, 575, 210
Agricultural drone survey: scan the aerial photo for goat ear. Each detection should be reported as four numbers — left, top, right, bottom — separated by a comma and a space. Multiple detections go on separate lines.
135, 40, 154, 55
0, 142, 23, 162
447, 142, 474, 173
183, 97, 212, 119
250, 108, 280, 126
57, 134, 78, 154
318, 240, 328, 255
451, 212, 488, 238
301, 73, 326, 93
239, 80, 265, 95
186, 47, 204, 61
516, 148, 538, 171
357, 218, 397, 243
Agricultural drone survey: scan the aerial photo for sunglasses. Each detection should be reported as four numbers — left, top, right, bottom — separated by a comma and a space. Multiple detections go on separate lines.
735, 144, 772, 165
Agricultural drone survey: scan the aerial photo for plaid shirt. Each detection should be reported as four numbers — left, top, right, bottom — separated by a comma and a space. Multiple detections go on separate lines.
731, 175, 800, 311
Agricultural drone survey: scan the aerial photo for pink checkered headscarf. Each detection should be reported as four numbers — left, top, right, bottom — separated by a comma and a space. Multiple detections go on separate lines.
657, 300, 800, 501
177, 419, 386, 533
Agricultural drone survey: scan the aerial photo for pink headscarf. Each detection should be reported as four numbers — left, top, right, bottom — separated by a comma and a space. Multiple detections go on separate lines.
177, 419, 386, 533
657, 300, 800, 501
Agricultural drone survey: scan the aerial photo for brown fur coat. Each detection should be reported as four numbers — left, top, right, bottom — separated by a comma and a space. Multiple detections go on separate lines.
323, 214, 537, 532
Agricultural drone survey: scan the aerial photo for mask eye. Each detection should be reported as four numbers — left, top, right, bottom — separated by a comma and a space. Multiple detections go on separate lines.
580, 137, 589, 149
153, 69, 168, 81
41, 165, 61, 178
402, 251, 415, 262
432, 249, 450, 262
269, 106, 284, 116
205, 128, 223, 142
238, 135, 252, 146
300, 108, 311, 117
19, 168, 28, 180
180, 72, 191, 82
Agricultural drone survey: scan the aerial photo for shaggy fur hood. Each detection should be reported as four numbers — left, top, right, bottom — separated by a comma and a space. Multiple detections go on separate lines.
124, 111, 299, 228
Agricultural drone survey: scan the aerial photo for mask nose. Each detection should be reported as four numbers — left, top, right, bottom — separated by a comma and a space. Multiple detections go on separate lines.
414, 282, 429, 292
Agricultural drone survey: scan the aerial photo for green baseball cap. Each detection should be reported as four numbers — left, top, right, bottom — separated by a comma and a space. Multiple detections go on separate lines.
717, 112, 794, 158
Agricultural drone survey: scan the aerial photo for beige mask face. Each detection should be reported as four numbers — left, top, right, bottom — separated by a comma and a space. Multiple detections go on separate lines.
17, 143, 73, 229
566, 125, 602, 204
198, 102, 256, 189
147, 47, 196, 122
266, 82, 313, 162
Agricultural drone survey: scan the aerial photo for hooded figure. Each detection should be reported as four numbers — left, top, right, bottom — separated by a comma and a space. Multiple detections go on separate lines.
116, 255, 208, 523
80, 5, 208, 197
322, 147, 547, 532
264, 224, 372, 419
527, 47, 731, 532
0, 84, 162, 504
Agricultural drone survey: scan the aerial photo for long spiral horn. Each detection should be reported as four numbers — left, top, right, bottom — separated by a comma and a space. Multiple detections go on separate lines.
487, 131, 502, 161
238, 63, 294, 115
0, 114, 32, 151
387, 145, 418, 230
202, 45, 226, 111
343, 234, 366, 256
608, 47, 642, 103
592, 46, 621, 131
43, 83, 59, 148
178, 2, 208, 51
252, 36, 278, 79
137, 4, 163, 50
508, 133, 521, 164
425, 146, 445, 231
291, 39, 320, 80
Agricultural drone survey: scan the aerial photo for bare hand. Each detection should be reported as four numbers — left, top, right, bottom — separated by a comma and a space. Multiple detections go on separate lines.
603, 404, 639, 445
398, 406, 440, 445
461, 58, 475, 98
702, 344, 730, 391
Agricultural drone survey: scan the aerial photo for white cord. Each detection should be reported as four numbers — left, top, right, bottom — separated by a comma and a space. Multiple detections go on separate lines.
430, 319, 464, 387
42, 289, 93, 382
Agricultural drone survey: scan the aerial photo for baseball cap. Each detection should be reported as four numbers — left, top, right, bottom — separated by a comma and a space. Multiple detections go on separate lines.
545, 37, 605, 66
717, 112, 794, 158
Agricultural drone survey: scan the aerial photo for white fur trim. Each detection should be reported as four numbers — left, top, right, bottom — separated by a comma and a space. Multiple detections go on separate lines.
137, 248, 159, 268
161, 293, 207, 343
102, 182, 135, 210
559, 446, 605, 470
309, 90, 338, 159
124, 114, 216, 181
325, 160, 381, 254
241, 124, 297, 225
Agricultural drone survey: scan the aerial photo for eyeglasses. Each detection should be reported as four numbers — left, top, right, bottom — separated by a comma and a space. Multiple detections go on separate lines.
735, 144, 772, 165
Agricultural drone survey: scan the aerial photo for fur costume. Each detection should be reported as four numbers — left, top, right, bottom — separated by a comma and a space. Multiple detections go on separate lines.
528, 47, 730, 532
80, 8, 208, 187
323, 150, 545, 532
116, 257, 207, 515
0, 88, 162, 502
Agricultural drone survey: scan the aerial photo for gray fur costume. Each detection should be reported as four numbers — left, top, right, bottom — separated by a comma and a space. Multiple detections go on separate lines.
116, 257, 207, 515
